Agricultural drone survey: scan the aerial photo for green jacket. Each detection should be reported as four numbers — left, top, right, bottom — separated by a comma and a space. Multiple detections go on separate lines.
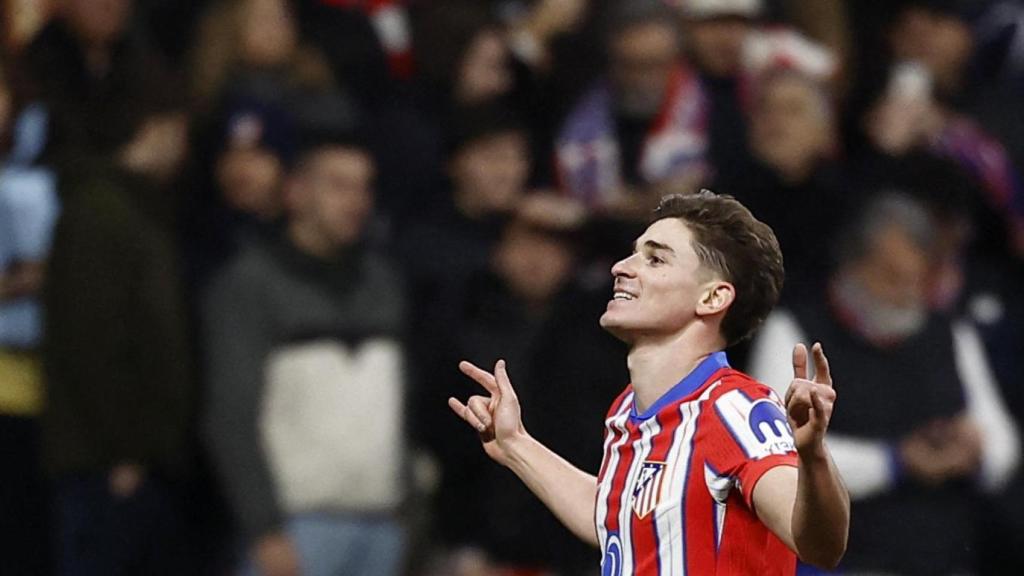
42, 168, 193, 478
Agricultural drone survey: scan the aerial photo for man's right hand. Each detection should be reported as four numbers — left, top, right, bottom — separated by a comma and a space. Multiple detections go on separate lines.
448, 359, 528, 468
899, 415, 982, 485
254, 532, 301, 576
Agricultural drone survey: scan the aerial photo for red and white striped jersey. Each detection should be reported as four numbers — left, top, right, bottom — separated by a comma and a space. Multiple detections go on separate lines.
595, 351, 799, 575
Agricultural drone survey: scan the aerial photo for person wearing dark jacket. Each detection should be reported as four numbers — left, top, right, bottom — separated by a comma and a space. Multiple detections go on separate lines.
750, 193, 1020, 575
202, 122, 408, 576
42, 162, 194, 575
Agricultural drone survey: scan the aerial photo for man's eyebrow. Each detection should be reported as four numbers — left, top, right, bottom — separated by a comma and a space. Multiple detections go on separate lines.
640, 240, 675, 254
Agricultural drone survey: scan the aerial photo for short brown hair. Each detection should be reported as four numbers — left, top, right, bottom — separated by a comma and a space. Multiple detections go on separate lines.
652, 190, 784, 346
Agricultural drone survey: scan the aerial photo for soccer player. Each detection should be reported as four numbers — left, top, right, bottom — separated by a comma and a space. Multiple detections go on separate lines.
448, 191, 849, 574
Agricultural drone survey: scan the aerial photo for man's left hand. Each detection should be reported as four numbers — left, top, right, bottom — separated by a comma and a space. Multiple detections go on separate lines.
786, 343, 837, 459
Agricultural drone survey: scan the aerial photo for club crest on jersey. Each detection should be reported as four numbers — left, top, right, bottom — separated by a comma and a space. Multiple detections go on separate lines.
631, 461, 667, 519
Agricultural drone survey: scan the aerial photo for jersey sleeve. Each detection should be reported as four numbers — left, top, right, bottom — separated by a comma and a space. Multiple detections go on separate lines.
702, 383, 798, 509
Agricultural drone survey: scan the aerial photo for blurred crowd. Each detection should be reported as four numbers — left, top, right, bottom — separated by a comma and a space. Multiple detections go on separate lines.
1, 0, 1024, 575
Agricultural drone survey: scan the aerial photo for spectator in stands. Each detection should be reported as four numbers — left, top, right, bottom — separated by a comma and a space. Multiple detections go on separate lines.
863, 0, 1024, 258
677, 0, 764, 178
400, 103, 530, 510
18, 0, 180, 168
184, 95, 297, 287
371, 1, 517, 225
0, 59, 58, 576
749, 193, 1020, 575
202, 113, 408, 576
41, 79, 195, 576
432, 193, 627, 576
715, 31, 850, 302
189, 0, 336, 117
556, 0, 707, 216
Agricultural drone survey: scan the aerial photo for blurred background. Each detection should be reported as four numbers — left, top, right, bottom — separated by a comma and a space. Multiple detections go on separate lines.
1, 0, 1023, 575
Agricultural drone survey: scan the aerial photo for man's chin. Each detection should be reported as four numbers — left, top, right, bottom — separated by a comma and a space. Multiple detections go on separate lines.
599, 314, 635, 344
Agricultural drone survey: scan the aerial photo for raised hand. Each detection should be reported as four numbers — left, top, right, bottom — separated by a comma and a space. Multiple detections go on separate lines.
785, 343, 838, 458
448, 360, 528, 467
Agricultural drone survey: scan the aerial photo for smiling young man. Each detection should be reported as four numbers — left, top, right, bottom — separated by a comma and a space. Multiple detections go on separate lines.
449, 191, 849, 574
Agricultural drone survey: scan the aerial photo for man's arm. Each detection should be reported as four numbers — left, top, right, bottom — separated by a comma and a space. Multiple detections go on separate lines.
201, 267, 295, 566
753, 344, 849, 569
953, 321, 1021, 491
449, 360, 600, 546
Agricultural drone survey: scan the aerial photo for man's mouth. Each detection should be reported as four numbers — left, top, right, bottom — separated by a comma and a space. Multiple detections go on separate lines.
612, 290, 636, 301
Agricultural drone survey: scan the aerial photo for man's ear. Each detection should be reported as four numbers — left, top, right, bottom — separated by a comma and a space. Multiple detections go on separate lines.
696, 281, 735, 317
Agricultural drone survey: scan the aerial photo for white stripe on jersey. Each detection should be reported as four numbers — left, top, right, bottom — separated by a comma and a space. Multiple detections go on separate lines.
714, 500, 727, 551
596, 393, 635, 550
618, 415, 660, 576
705, 463, 733, 552
704, 464, 734, 503
656, 382, 721, 576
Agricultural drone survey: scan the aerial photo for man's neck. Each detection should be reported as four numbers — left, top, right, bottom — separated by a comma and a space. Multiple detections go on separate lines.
626, 327, 724, 413
287, 222, 336, 261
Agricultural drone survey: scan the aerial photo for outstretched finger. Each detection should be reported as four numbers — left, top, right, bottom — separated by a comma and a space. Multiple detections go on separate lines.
812, 343, 832, 387
792, 343, 808, 381
459, 361, 499, 395
448, 397, 487, 432
494, 359, 518, 400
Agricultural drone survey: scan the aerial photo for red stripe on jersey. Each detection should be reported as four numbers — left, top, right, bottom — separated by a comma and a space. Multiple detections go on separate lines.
629, 403, 684, 575
682, 408, 718, 574
698, 370, 799, 575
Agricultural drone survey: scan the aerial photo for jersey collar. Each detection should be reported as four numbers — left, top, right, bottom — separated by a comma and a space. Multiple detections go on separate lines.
631, 351, 730, 421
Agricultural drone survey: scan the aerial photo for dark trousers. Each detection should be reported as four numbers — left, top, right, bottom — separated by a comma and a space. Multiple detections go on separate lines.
54, 472, 190, 576
0, 415, 50, 576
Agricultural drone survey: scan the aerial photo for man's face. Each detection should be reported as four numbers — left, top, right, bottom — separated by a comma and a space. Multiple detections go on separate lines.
600, 218, 713, 343
64, 0, 132, 46
750, 74, 832, 176
849, 225, 929, 310
216, 146, 284, 221
609, 21, 681, 119
292, 147, 374, 249
686, 16, 751, 78
495, 223, 576, 305
889, 8, 973, 93
451, 131, 530, 216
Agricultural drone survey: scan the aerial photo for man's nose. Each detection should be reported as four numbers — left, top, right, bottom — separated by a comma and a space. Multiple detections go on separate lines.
611, 254, 638, 278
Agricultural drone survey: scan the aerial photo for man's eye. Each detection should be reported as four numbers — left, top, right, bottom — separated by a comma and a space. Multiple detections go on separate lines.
648, 255, 664, 265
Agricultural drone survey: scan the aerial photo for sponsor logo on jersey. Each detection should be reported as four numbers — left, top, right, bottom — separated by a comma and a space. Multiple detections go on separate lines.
716, 391, 796, 458
602, 533, 623, 576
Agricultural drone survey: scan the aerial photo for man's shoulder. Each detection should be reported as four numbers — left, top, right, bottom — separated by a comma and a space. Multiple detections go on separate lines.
707, 368, 784, 406
702, 370, 797, 459
203, 241, 284, 303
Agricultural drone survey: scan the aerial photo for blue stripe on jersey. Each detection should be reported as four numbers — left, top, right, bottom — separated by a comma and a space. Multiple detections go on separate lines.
632, 351, 729, 422
652, 414, 664, 576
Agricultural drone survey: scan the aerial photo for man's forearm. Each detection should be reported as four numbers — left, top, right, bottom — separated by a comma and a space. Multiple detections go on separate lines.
792, 449, 850, 568
504, 433, 600, 547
